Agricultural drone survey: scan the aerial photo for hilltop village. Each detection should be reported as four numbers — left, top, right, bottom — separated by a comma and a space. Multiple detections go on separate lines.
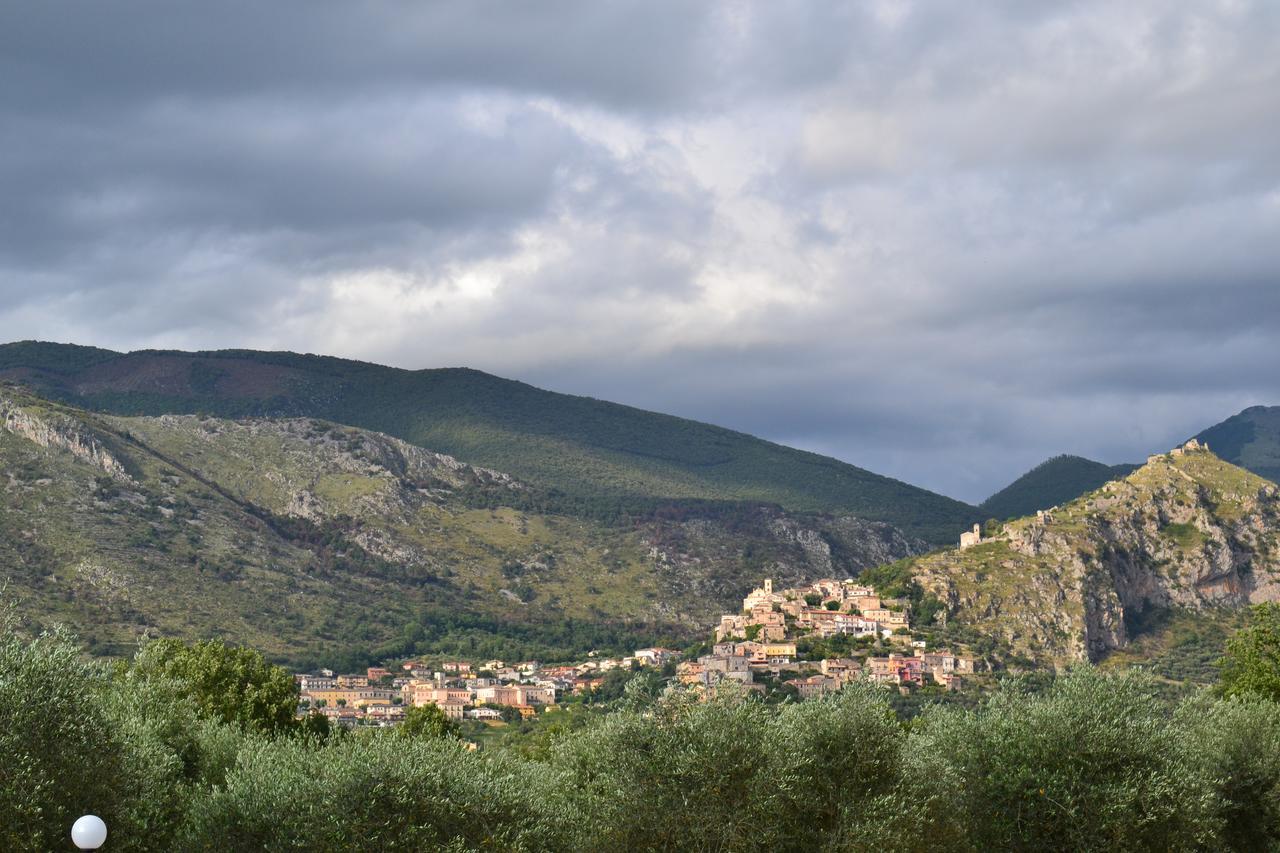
296, 576, 979, 730
680, 578, 977, 698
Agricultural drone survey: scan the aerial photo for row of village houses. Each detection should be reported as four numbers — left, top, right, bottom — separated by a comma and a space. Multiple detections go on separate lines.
679, 644, 977, 696
296, 647, 682, 725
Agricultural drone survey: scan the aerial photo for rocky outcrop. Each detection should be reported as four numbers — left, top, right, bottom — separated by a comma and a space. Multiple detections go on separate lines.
914, 445, 1280, 665
164, 414, 519, 493
640, 507, 924, 611
0, 396, 132, 480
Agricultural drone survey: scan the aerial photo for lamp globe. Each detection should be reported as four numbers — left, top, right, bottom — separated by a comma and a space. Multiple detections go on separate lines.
71, 815, 107, 850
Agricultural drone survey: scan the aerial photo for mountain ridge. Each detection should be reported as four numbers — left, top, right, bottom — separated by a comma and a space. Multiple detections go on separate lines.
1194, 404, 1280, 484
0, 340, 978, 543
980, 454, 1140, 521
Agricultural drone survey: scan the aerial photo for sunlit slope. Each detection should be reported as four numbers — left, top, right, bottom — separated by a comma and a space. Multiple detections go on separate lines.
980, 454, 1139, 521
1195, 405, 1280, 484
905, 445, 1280, 666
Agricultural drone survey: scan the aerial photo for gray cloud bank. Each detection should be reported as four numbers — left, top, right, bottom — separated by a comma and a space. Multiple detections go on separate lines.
2, 0, 1278, 502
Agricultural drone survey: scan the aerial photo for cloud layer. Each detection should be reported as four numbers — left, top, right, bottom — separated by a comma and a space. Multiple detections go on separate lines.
3, 0, 1279, 502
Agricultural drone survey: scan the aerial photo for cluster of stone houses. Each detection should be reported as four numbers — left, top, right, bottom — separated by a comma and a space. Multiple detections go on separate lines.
788, 649, 976, 696
676, 639, 798, 696
680, 578, 976, 698
296, 646, 681, 726
715, 578, 909, 644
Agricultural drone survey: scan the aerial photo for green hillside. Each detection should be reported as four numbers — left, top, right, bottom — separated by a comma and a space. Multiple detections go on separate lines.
980, 454, 1139, 521
0, 384, 920, 665
0, 341, 978, 542
1195, 405, 1280, 484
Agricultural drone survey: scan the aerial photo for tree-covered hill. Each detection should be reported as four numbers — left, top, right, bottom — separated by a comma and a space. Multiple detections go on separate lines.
1194, 405, 1280, 484
0, 341, 978, 543
980, 454, 1138, 521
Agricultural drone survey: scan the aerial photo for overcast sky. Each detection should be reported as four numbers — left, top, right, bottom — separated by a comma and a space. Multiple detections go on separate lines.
3, 1, 1279, 503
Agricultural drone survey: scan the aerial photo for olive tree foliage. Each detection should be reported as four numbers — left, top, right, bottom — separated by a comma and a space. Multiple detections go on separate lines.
179, 734, 580, 851
7, 619, 1280, 851
1176, 692, 1280, 852
554, 688, 780, 851
1219, 601, 1280, 702
0, 624, 137, 851
398, 702, 461, 740
0, 620, 241, 852
896, 668, 1221, 852
129, 638, 299, 734
551, 683, 911, 852
762, 684, 908, 848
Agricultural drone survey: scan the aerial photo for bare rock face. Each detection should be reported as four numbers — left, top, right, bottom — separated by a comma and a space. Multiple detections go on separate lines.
0, 396, 132, 480
914, 446, 1280, 665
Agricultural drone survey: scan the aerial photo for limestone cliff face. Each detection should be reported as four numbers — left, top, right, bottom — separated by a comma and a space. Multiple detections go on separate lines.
135, 414, 520, 524
0, 395, 132, 480
914, 446, 1280, 665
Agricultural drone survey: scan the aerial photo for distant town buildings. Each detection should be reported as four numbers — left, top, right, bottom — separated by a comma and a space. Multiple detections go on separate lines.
680, 576, 978, 702
296, 575, 981, 730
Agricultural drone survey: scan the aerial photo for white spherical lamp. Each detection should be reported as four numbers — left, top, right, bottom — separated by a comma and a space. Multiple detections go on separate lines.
71, 815, 108, 850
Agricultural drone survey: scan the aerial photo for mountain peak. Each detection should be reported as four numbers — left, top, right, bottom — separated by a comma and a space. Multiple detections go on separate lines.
912, 445, 1280, 666
980, 453, 1138, 521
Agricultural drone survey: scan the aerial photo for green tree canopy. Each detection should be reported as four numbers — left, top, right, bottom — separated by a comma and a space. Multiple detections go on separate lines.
399, 703, 461, 740
131, 638, 298, 735
1219, 602, 1280, 701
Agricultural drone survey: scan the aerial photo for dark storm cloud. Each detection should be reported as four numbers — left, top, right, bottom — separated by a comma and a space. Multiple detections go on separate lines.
0, 1, 721, 113
1, 97, 581, 262
2, 0, 1279, 503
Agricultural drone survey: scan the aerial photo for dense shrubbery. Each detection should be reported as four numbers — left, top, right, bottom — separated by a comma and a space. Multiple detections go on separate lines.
181, 736, 577, 851
0, 624, 231, 851
5, 625, 1280, 851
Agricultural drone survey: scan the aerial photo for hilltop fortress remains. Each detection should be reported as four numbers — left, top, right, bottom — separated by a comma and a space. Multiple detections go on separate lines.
1149, 438, 1210, 465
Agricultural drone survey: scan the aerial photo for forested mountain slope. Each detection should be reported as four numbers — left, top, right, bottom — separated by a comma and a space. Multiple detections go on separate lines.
980, 454, 1139, 521
0, 341, 978, 543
